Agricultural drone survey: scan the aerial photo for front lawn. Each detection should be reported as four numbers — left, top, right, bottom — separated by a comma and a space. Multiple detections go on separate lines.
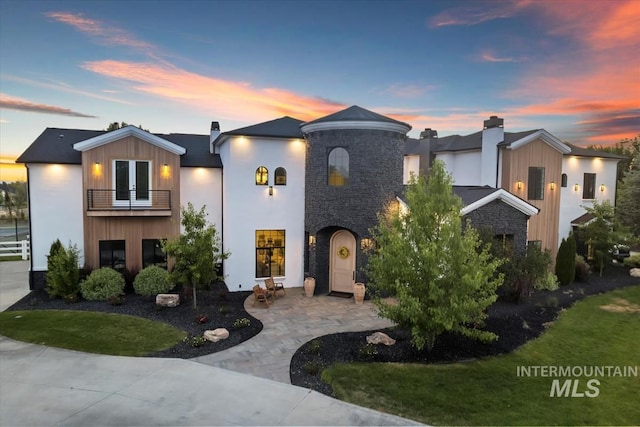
0, 310, 187, 356
322, 286, 640, 425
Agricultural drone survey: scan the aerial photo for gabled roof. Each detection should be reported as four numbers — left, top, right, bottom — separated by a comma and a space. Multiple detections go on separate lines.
571, 212, 596, 226
501, 129, 570, 153
222, 116, 304, 139
300, 105, 411, 134
74, 125, 186, 155
431, 130, 540, 153
397, 185, 539, 218
16, 127, 222, 168
565, 144, 628, 160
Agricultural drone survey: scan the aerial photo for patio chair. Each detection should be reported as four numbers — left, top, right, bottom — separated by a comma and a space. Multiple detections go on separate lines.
265, 277, 285, 298
252, 285, 272, 308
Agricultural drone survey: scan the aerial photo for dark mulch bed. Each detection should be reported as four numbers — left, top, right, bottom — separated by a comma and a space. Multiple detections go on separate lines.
290, 264, 640, 397
6, 282, 262, 358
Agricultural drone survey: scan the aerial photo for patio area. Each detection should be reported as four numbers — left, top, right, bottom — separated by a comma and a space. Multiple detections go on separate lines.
191, 289, 393, 383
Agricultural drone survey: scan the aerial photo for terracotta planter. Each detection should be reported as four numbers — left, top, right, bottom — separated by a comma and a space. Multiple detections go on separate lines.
304, 277, 316, 297
353, 282, 365, 304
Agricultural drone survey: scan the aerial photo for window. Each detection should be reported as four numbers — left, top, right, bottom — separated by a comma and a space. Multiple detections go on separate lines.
328, 147, 349, 186
256, 230, 285, 278
99, 240, 125, 272
527, 167, 545, 200
583, 173, 596, 199
142, 239, 167, 269
275, 167, 287, 185
255, 166, 268, 185
114, 160, 151, 206
561, 173, 567, 188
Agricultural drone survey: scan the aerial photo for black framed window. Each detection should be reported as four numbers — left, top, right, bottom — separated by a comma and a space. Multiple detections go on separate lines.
255, 166, 268, 185
561, 173, 568, 188
256, 230, 285, 278
142, 239, 167, 269
275, 167, 287, 185
527, 167, 545, 200
583, 173, 596, 199
328, 147, 349, 186
99, 240, 125, 272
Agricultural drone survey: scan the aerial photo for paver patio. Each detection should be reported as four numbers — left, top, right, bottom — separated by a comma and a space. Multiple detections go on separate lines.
192, 289, 393, 383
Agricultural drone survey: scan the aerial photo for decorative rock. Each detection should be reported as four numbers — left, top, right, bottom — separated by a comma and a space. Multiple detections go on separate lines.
156, 293, 180, 307
366, 332, 396, 346
630, 268, 640, 278
203, 328, 230, 343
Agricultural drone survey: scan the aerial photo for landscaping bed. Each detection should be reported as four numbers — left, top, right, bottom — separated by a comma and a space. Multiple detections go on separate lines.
290, 264, 640, 397
6, 282, 262, 359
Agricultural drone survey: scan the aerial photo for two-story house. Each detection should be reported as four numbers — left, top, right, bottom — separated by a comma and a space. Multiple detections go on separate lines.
17, 106, 620, 294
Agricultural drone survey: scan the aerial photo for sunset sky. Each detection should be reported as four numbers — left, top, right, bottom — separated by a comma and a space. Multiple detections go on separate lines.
1, 0, 639, 182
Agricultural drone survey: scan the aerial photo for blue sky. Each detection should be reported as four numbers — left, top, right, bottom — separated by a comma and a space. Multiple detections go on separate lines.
1, 0, 639, 180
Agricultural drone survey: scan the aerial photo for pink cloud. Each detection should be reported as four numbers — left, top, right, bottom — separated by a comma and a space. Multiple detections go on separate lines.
427, 1, 530, 28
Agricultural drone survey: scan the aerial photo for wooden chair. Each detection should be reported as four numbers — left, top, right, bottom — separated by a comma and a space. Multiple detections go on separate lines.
265, 277, 285, 298
252, 285, 272, 308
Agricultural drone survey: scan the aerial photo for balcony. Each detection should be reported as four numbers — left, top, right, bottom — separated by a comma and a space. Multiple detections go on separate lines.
86, 189, 172, 217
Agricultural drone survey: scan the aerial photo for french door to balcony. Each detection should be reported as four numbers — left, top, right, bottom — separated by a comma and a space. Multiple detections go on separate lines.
114, 160, 151, 207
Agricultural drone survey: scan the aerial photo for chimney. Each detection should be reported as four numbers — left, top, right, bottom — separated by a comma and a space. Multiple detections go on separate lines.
481, 116, 504, 187
419, 128, 438, 140
210, 121, 220, 154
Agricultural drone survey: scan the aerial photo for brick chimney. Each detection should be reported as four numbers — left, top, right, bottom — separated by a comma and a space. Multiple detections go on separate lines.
481, 116, 504, 187
419, 128, 438, 140
210, 121, 220, 154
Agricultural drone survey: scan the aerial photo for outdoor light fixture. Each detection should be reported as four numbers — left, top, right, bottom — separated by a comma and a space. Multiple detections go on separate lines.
268, 185, 273, 196
93, 161, 101, 176
574, 184, 579, 192
550, 182, 556, 191
361, 238, 375, 251
517, 181, 523, 190
600, 184, 605, 192
161, 163, 170, 178
308, 235, 316, 247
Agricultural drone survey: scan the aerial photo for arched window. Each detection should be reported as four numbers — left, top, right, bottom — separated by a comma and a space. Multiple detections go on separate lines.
328, 147, 349, 186
255, 166, 268, 185
561, 173, 568, 188
275, 167, 287, 185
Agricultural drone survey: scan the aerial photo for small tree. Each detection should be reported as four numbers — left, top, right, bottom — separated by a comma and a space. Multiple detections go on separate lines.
576, 200, 620, 276
162, 203, 229, 309
556, 234, 577, 286
616, 153, 640, 237
367, 162, 503, 351
45, 240, 80, 299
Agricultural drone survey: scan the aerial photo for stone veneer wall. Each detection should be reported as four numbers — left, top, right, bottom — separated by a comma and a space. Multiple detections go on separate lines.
463, 199, 530, 256
305, 129, 406, 294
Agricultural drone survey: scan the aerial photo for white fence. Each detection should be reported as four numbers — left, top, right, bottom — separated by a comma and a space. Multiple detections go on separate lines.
0, 240, 30, 260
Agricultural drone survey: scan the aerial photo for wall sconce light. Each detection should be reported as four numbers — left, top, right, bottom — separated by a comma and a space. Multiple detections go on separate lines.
516, 181, 523, 190
574, 184, 579, 192
93, 161, 101, 176
600, 184, 605, 192
161, 163, 170, 178
361, 238, 375, 251
268, 185, 273, 196
550, 182, 556, 191
308, 235, 316, 248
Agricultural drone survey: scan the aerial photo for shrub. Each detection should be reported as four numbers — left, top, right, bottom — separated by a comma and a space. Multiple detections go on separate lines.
303, 362, 321, 375
133, 265, 173, 296
45, 240, 80, 299
555, 235, 576, 286
535, 270, 559, 291
232, 318, 251, 329
183, 336, 207, 348
575, 255, 591, 282
307, 339, 322, 354
80, 267, 125, 301
623, 254, 640, 268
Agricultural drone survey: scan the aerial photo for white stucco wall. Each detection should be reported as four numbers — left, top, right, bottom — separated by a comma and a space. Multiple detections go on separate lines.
558, 155, 619, 245
219, 136, 306, 292
435, 151, 482, 185
403, 155, 420, 184
27, 164, 84, 271
180, 167, 222, 234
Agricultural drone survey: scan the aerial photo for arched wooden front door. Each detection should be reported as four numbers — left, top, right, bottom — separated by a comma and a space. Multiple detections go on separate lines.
329, 230, 356, 293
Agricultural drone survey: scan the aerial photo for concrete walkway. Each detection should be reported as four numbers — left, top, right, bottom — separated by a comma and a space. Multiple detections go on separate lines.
0, 261, 420, 426
193, 290, 394, 383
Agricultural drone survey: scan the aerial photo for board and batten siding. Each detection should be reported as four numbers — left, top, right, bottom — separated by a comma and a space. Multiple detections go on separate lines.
501, 138, 563, 260
80, 136, 181, 271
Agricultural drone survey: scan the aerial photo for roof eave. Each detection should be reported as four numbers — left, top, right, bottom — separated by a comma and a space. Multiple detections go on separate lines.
73, 126, 186, 155
507, 130, 571, 154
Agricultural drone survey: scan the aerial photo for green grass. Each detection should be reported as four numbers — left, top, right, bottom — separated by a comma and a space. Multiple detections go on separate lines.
0, 310, 187, 356
322, 286, 640, 426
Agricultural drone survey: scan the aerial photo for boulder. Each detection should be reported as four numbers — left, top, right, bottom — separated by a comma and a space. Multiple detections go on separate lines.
366, 331, 396, 346
630, 268, 640, 278
156, 293, 180, 307
204, 328, 230, 343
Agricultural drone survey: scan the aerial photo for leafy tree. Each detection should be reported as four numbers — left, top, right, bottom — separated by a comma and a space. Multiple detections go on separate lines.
555, 234, 577, 286
616, 153, 640, 236
575, 200, 620, 276
105, 122, 149, 132
45, 240, 80, 300
588, 134, 639, 184
162, 203, 229, 309
366, 162, 503, 351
